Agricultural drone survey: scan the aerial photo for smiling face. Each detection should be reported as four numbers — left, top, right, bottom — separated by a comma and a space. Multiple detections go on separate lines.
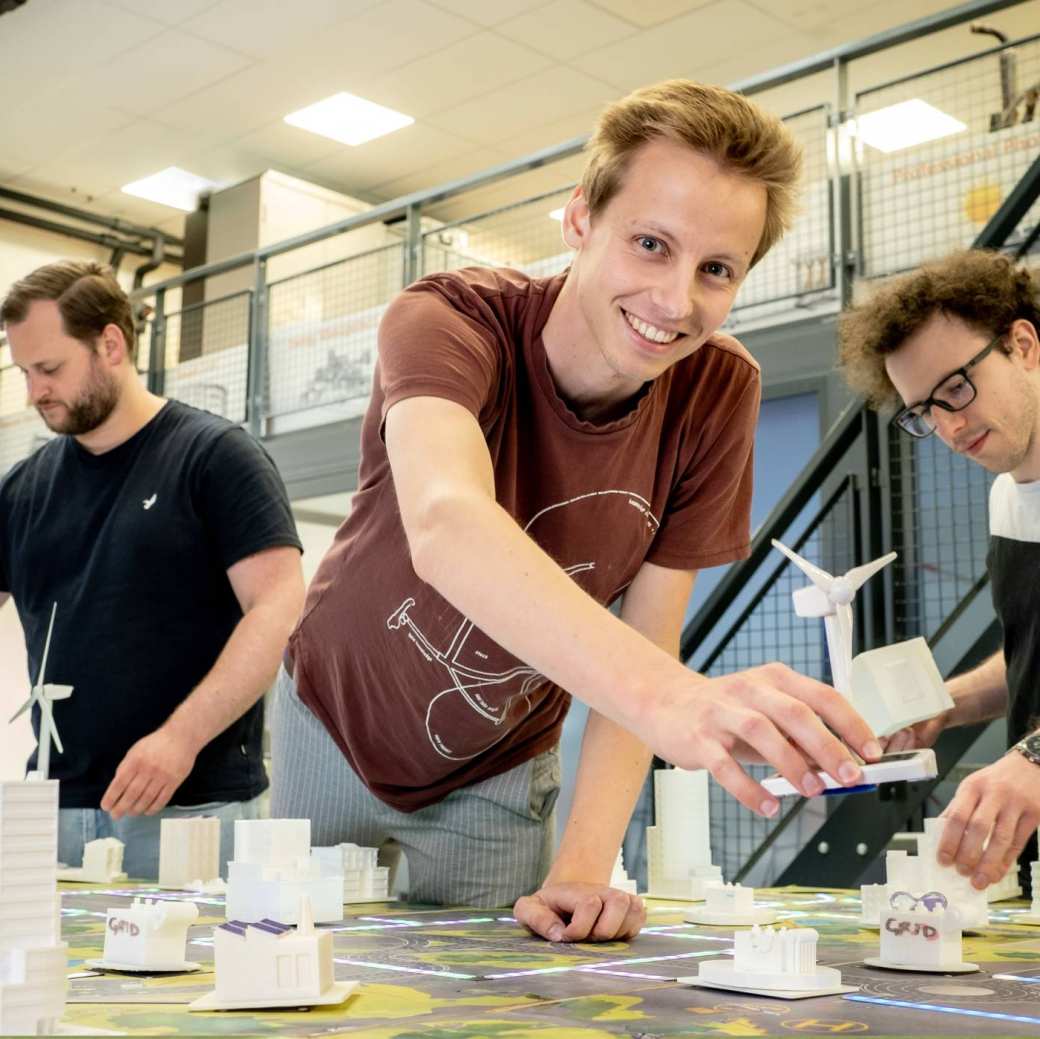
885, 312, 1040, 479
559, 136, 767, 400
6, 299, 122, 436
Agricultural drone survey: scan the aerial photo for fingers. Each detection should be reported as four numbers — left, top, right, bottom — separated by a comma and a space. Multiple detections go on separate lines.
972, 810, 1032, 889
937, 785, 981, 869
883, 728, 916, 754
704, 746, 779, 818
725, 704, 823, 797
561, 894, 604, 941
513, 895, 567, 942
765, 664, 882, 761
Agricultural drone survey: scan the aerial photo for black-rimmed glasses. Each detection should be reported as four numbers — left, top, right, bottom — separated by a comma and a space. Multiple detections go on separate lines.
893, 332, 1006, 439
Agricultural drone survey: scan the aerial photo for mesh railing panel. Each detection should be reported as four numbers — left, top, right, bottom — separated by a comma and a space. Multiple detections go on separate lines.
858, 35, 1040, 279
698, 478, 861, 880
265, 244, 403, 429
421, 187, 574, 281
158, 291, 251, 424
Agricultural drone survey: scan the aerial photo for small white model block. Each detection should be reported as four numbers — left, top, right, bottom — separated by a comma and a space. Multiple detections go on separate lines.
0, 778, 67, 1035
158, 817, 220, 889
849, 638, 953, 738
97, 898, 199, 970
645, 768, 722, 900
685, 882, 778, 926
313, 843, 390, 902
874, 906, 973, 971
1018, 861, 1040, 924
609, 850, 638, 895
689, 926, 853, 997
226, 821, 342, 924
986, 865, 1022, 903
57, 837, 127, 883
860, 884, 885, 926
188, 898, 357, 1011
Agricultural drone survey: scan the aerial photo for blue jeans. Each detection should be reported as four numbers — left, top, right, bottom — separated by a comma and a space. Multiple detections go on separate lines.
58, 795, 264, 882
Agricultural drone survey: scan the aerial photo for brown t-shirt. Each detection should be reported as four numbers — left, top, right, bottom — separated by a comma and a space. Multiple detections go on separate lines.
289, 266, 760, 812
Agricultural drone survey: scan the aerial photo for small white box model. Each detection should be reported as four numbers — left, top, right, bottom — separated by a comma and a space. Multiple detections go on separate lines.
1018, 861, 1040, 925
0, 777, 68, 1035
56, 836, 127, 883
986, 865, 1022, 903
226, 820, 342, 924
860, 883, 886, 926
645, 768, 722, 900
312, 843, 391, 903
159, 817, 221, 889
188, 897, 357, 1011
609, 850, 638, 895
867, 900, 977, 973
684, 882, 777, 926
89, 898, 200, 972
684, 926, 856, 998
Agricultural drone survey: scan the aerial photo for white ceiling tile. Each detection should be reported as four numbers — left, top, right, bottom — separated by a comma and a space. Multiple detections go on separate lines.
426, 0, 553, 27
106, 0, 221, 24
82, 29, 254, 118
494, 108, 600, 163
584, 0, 713, 29
358, 32, 553, 120
571, 0, 801, 92
0, 96, 136, 168
232, 122, 346, 170
187, 0, 378, 59
426, 66, 618, 145
304, 123, 477, 195
368, 146, 512, 200
496, 0, 636, 60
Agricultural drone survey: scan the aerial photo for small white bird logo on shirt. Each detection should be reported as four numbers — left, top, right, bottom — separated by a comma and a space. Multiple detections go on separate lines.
142, 494, 158, 510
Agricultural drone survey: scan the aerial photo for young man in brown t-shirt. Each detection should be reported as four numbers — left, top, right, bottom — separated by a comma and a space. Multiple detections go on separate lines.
273, 80, 881, 942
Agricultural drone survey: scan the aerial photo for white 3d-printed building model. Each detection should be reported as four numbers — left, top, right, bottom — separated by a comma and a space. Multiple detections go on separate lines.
312, 843, 390, 902
95, 898, 200, 971
871, 902, 975, 972
645, 768, 721, 900
689, 926, 852, 996
57, 836, 127, 883
609, 850, 638, 895
159, 817, 221, 889
859, 818, 988, 930
0, 778, 67, 1035
684, 882, 778, 926
1018, 861, 1040, 925
188, 898, 357, 1011
225, 820, 342, 924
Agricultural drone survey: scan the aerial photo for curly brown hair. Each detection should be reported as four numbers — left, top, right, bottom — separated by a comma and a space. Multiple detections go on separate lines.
839, 250, 1040, 409
582, 80, 802, 269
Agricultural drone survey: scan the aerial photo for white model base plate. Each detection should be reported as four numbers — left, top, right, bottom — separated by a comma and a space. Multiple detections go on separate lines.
679, 975, 857, 1000
85, 958, 201, 973
1015, 912, 1040, 925
863, 956, 979, 973
57, 868, 128, 883
188, 980, 358, 1012
643, 891, 706, 903
684, 907, 778, 926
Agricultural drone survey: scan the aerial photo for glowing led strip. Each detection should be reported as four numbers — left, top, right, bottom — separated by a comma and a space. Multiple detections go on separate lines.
485, 949, 719, 979
333, 957, 475, 979
845, 994, 1040, 1025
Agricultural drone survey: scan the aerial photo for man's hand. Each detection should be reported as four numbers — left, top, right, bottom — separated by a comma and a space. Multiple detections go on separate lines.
100, 726, 199, 820
514, 882, 646, 943
881, 710, 952, 753
936, 751, 1040, 888
643, 662, 882, 818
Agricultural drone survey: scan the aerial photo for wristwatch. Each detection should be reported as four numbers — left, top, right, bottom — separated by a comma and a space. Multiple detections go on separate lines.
1013, 731, 1040, 767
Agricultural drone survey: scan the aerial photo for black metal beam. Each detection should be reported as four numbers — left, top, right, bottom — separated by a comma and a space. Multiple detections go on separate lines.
973, 149, 1040, 249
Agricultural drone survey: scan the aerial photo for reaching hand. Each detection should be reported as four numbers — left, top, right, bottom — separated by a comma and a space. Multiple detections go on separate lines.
936, 751, 1040, 888
640, 662, 882, 817
100, 726, 199, 819
514, 882, 645, 943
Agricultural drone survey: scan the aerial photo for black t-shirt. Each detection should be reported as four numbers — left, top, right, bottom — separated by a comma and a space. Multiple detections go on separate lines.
0, 400, 302, 808
987, 472, 1040, 888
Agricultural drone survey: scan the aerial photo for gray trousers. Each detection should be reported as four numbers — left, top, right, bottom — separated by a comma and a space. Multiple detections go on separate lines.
270, 665, 560, 908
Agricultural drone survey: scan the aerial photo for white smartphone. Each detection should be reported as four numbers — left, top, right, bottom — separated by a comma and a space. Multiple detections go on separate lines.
761, 748, 938, 798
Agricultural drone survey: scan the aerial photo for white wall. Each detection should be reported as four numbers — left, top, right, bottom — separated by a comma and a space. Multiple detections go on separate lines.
0, 603, 32, 779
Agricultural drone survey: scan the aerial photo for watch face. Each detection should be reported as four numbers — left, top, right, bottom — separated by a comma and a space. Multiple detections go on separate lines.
1018, 732, 1040, 762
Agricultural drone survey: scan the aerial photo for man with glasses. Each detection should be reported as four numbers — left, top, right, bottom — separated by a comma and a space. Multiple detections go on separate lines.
840, 248, 1040, 893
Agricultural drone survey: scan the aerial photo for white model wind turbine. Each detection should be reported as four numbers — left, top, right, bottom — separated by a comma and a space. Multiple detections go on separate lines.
8, 602, 73, 779
771, 540, 896, 697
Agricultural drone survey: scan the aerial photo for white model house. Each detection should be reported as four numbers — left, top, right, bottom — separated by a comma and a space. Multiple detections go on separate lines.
685, 882, 777, 925
158, 817, 220, 889
102, 898, 199, 969
645, 768, 722, 900
57, 836, 127, 883
312, 843, 390, 902
0, 778, 67, 1035
878, 904, 967, 970
609, 850, 638, 895
225, 820, 342, 924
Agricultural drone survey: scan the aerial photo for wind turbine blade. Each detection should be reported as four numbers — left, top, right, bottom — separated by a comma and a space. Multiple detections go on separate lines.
844, 552, 897, 591
771, 539, 835, 592
35, 602, 58, 690
43, 709, 63, 757
8, 696, 33, 724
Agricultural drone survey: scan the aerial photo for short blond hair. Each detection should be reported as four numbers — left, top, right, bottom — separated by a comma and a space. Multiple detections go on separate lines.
581, 80, 802, 267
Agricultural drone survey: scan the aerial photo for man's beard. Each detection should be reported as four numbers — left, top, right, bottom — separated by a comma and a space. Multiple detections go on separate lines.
37, 357, 120, 436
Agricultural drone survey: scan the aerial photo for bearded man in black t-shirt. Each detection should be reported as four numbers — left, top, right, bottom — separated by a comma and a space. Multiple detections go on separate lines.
0, 260, 304, 880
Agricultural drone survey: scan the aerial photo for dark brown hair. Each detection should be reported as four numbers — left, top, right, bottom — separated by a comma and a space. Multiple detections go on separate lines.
581, 79, 803, 267
839, 250, 1040, 409
1, 260, 136, 360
